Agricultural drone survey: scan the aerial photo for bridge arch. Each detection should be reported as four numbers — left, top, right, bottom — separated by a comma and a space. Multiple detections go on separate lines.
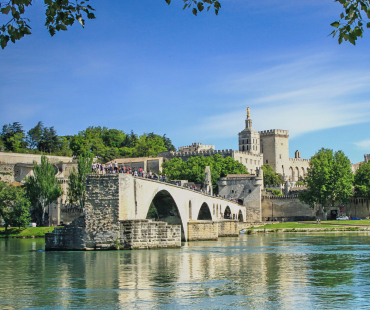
197, 202, 212, 220
224, 206, 231, 219
238, 210, 244, 222
146, 189, 185, 241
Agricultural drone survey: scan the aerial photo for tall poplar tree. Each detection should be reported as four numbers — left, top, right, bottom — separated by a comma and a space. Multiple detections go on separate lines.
24, 156, 63, 226
299, 148, 353, 218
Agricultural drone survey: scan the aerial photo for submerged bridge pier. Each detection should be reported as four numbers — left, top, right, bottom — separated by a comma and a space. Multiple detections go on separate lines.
46, 174, 248, 250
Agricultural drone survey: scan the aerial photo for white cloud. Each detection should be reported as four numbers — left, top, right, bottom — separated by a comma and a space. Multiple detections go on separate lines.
354, 139, 370, 150
189, 52, 370, 141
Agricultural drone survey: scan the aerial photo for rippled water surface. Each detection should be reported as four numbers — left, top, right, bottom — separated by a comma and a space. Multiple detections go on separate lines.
1, 233, 370, 309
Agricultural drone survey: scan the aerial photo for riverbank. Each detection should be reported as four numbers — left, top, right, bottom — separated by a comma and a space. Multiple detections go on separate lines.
0, 227, 57, 238
243, 221, 370, 234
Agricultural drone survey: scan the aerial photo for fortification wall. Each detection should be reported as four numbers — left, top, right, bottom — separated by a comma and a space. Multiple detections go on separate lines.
245, 186, 262, 222
0, 152, 73, 164
261, 195, 317, 221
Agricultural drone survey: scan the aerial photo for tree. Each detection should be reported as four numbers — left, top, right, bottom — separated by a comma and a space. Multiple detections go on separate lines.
162, 134, 176, 152
24, 155, 63, 226
354, 161, 370, 200
0, 0, 221, 49
299, 148, 353, 219
1, 122, 25, 151
331, 0, 370, 45
26, 121, 44, 149
262, 163, 284, 186
162, 154, 248, 193
0, 181, 30, 231
67, 152, 93, 208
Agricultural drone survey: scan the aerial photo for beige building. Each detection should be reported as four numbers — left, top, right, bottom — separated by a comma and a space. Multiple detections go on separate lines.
160, 108, 311, 179
178, 142, 215, 153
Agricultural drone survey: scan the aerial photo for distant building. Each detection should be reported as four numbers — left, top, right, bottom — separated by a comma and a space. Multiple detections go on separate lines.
159, 107, 310, 181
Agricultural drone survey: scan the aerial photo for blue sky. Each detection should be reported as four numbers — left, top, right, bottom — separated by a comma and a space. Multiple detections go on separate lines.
1, 0, 370, 163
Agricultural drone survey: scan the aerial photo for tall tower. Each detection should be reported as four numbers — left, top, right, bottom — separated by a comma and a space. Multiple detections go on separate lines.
259, 129, 289, 176
238, 107, 260, 154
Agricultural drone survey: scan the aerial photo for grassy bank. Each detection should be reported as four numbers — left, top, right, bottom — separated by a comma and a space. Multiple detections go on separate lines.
245, 221, 370, 233
0, 227, 57, 238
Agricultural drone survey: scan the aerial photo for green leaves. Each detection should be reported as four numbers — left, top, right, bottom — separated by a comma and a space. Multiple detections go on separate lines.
162, 154, 248, 193
0, 0, 96, 49
0, 0, 33, 49
332, 0, 370, 45
175, 0, 221, 16
299, 148, 353, 210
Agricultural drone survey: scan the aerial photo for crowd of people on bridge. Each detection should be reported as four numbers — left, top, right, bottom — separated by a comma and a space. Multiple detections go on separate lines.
91, 162, 167, 181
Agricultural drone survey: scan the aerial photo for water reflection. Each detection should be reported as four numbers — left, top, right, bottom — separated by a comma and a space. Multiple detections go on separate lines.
1, 234, 370, 309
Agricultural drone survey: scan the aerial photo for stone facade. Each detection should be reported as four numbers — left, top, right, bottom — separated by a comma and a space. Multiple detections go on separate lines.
120, 220, 181, 249
259, 129, 290, 176
187, 220, 219, 241
178, 142, 215, 152
218, 220, 240, 237
238, 118, 260, 155
217, 172, 263, 222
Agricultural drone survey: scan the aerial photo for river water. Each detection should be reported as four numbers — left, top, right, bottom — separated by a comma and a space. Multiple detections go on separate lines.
1, 233, 370, 309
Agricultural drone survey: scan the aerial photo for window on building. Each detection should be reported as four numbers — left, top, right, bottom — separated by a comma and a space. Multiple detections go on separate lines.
281, 143, 283, 146
279, 154, 282, 159
266, 159, 268, 164
254, 160, 256, 165
240, 157, 242, 163
258, 161, 260, 165
249, 189, 252, 193
250, 159, 252, 164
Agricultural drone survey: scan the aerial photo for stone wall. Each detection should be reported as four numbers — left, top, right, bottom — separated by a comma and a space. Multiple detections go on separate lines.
120, 220, 181, 249
0, 164, 14, 183
218, 220, 240, 237
187, 221, 218, 241
84, 174, 121, 249
244, 187, 262, 222
0, 152, 73, 164
261, 195, 316, 221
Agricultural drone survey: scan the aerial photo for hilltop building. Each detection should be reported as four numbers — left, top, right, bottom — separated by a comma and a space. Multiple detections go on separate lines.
159, 107, 310, 181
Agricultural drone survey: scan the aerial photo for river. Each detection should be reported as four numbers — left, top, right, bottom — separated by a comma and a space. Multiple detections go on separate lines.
1, 233, 370, 309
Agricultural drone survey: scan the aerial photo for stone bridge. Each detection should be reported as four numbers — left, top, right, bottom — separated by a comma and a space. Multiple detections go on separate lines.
46, 174, 249, 250
116, 174, 247, 240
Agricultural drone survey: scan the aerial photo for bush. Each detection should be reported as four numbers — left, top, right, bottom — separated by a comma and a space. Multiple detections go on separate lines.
266, 188, 283, 196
